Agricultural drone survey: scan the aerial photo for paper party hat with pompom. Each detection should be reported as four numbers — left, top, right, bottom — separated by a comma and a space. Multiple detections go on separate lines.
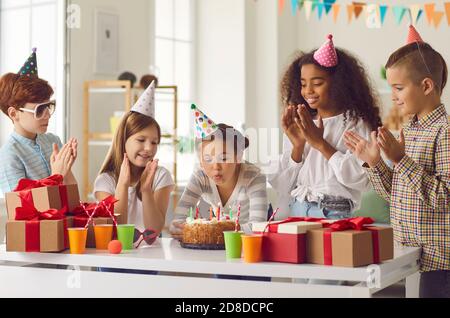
191, 104, 218, 139
406, 25, 424, 45
18, 48, 39, 78
313, 34, 338, 68
131, 80, 155, 118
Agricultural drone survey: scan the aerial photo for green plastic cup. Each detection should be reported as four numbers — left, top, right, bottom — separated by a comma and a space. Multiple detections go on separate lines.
117, 224, 135, 250
223, 231, 243, 259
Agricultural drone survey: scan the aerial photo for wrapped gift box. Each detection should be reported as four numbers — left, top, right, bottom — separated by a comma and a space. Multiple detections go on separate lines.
5, 175, 80, 220
6, 216, 74, 253
253, 218, 324, 264
307, 223, 394, 267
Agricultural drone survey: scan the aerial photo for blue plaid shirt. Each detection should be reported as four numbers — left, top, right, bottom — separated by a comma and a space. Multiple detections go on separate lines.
0, 131, 62, 196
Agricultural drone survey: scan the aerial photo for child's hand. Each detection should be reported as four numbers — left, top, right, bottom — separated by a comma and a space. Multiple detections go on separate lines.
295, 105, 325, 150
377, 127, 406, 165
344, 131, 381, 167
282, 105, 305, 148
169, 219, 185, 241
117, 153, 131, 188
141, 159, 159, 194
50, 143, 74, 177
69, 138, 78, 162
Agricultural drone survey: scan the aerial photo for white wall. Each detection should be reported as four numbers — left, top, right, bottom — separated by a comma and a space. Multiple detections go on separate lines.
295, 0, 450, 116
68, 0, 153, 196
195, 0, 246, 129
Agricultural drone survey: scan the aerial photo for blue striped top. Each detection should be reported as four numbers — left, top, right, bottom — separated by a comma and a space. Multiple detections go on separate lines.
0, 131, 62, 196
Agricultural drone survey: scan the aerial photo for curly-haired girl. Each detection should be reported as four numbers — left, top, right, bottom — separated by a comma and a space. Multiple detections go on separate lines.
269, 34, 382, 219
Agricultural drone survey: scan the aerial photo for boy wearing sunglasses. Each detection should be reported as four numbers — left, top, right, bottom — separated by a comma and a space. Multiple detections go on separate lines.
0, 49, 78, 195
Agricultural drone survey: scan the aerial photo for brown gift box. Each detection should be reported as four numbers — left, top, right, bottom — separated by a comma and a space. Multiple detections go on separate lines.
306, 226, 394, 267
6, 216, 74, 253
73, 214, 123, 248
5, 184, 80, 221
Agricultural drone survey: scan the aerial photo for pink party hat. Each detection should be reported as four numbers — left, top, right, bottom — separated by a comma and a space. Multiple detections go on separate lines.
313, 34, 338, 68
406, 25, 424, 45
191, 104, 218, 139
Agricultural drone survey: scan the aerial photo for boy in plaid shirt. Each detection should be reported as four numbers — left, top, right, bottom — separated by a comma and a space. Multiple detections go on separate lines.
344, 26, 449, 298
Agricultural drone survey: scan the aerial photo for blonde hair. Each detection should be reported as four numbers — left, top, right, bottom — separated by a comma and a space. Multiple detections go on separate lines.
99, 112, 161, 199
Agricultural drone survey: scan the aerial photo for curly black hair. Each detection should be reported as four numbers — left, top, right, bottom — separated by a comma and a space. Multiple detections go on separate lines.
281, 48, 382, 131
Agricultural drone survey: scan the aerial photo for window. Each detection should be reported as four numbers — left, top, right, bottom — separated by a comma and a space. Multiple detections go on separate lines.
155, 0, 195, 184
0, 0, 66, 146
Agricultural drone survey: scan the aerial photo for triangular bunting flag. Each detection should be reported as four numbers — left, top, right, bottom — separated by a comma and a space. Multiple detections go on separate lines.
445, 2, 450, 26
353, 2, 365, 19
304, 1, 313, 21
393, 6, 406, 25
317, 3, 324, 19
424, 3, 435, 25
324, 0, 336, 14
290, 0, 298, 15
379, 5, 388, 25
332, 3, 341, 23
366, 4, 381, 29
278, 0, 285, 15
433, 11, 444, 28
410, 4, 422, 25
347, 4, 354, 23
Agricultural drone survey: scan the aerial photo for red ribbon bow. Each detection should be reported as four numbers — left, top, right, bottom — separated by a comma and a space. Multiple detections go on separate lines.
325, 217, 375, 231
14, 174, 63, 192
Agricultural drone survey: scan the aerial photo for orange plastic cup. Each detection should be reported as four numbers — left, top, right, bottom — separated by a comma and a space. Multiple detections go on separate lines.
241, 234, 263, 263
94, 224, 114, 250
68, 228, 88, 254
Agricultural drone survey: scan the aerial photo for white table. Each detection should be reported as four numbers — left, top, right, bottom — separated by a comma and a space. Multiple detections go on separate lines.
0, 238, 421, 298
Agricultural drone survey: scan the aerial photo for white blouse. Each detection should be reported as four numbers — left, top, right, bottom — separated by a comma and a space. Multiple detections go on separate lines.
93, 167, 175, 231
268, 112, 372, 219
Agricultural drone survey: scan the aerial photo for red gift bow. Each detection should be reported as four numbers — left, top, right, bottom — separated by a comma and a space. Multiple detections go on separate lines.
13, 174, 73, 213
14, 174, 63, 192
321, 217, 381, 266
15, 193, 67, 252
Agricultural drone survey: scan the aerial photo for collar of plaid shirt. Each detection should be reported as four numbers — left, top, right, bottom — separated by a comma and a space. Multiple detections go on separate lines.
409, 104, 447, 129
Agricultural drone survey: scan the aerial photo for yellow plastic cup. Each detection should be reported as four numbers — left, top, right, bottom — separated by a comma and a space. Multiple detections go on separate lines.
68, 228, 88, 254
241, 234, 263, 263
94, 224, 114, 250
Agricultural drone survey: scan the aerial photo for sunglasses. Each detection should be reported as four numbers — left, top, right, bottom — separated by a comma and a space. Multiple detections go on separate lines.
20, 100, 56, 120
134, 228, 159, 248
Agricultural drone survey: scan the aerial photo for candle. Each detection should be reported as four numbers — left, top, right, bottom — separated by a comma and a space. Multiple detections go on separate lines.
235, 204, 241, 232
209, 207, 213, 220
195, 201, 200, 219
189, 207, 193, 219
217, 202, 221, 220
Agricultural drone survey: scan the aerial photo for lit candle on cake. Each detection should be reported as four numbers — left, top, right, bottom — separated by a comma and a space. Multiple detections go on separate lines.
235, 204, 241, 232
209, 207, 213, 220
217, 202, 221, 220
195, 201, 200, 219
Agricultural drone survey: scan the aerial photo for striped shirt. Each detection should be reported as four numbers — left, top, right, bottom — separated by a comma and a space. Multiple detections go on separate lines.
366, 104, 450, 272
0, 131, 62, 196
174, 162, 268, 231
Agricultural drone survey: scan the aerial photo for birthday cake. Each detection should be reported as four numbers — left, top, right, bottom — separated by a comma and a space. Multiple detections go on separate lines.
181, 218, 237, 250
